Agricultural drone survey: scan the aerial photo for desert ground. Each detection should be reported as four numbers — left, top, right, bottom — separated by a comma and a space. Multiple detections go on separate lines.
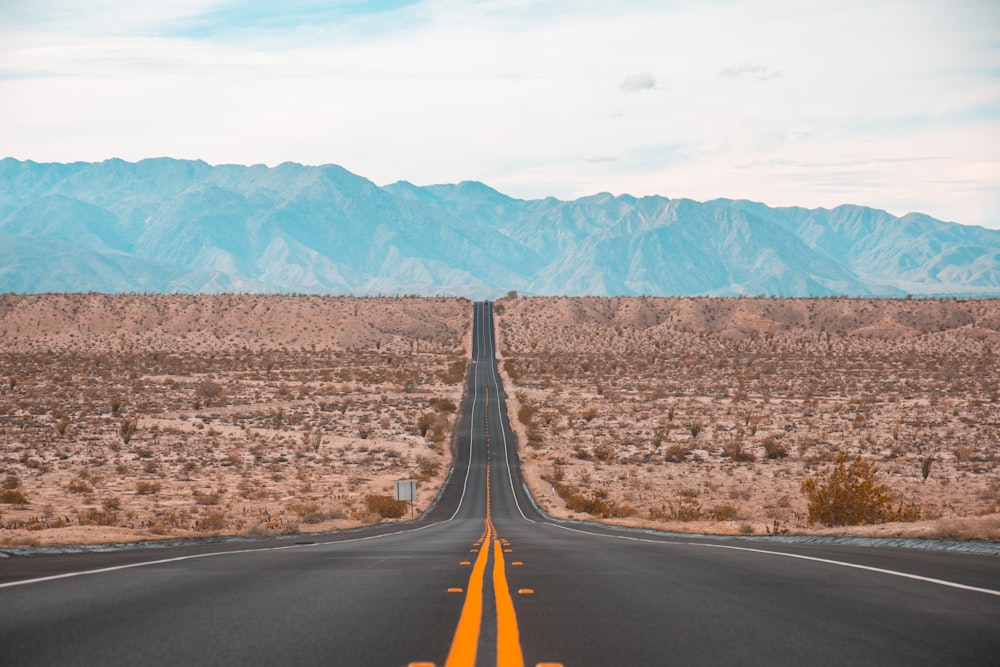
2, 294, 999, 547
0, 294, 470, 546
494, 296, 1000, 540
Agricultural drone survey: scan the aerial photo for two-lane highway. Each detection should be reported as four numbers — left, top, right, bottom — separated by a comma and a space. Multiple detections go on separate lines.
2, 302, 999, 666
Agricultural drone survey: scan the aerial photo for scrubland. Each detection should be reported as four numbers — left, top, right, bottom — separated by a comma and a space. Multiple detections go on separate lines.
4, 293, 998, 547
494, 296, 1000, 540
0, 294, 470, 546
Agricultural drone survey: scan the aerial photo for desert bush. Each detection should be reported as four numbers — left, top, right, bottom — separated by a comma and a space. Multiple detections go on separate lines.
592, 443, 615, 462
724, 440, 756, 462
550, 481, 634, 518
55, 417, 71, 437
196, 379, 225, 402
135, 481, 162, 495
801, 454, 921, 526
3, 475, 21, 490
302, 508, 346, 524
365, 494, 408, 518
417, 413, 435, 437
78, 508, 118, 526
434, 398, 457, 413
416, 455, 439, 481
441, 360, 467, 384
762, 435, 787, 459
707, 503, 739, 521
193, 490, 222, 505
664, 445, 688, 463
119, 417, 138, 445
195, 511, 228, 531
0, 488, 28, 505
67, 477, 93, 494
582, 407, 599, 422
921, 455, 933, 481
650, 497, 702, 522
517, 403, 537, 426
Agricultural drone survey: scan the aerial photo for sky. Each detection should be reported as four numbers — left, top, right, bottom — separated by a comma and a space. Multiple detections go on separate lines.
1, 0, 999, 228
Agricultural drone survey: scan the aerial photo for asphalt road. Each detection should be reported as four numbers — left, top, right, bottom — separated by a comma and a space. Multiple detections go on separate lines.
1, 302, 998, 666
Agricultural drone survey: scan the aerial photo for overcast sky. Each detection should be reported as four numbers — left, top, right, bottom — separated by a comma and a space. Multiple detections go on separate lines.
2, 0, 998, 228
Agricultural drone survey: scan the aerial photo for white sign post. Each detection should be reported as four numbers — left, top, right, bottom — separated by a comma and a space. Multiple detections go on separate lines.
394, 479, 417, 516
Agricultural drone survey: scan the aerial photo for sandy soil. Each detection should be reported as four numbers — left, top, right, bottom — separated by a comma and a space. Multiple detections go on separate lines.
494, 296, 1000, 541
0, 294, 470, 546
3, 294, 998, 547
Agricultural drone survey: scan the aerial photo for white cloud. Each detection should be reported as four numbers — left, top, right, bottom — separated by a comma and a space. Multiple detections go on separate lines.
0, 0, 998, 228
721, 63, 782, 81
619, 73, 656, 94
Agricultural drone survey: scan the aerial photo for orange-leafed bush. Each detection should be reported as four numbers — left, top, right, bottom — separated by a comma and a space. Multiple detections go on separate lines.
801, 454, 920, 526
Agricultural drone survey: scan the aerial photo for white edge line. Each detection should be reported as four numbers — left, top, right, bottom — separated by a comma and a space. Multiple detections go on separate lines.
487, 303, 531, 523
693, 542, 1000, 597
0, 519, 445, 591
537, 521, 1000, 598
447, 302, 482, 522
2, 303, 492, 591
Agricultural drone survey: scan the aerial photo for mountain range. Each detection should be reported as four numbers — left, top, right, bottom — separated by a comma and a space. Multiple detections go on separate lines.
1, 157, 998, 298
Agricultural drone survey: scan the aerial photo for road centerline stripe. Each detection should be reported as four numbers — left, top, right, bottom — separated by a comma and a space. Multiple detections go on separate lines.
493, 531, 525, 667
444, 520, 493, 667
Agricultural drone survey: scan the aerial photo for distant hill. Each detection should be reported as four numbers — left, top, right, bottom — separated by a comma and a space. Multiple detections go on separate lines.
2, 158, 998, 298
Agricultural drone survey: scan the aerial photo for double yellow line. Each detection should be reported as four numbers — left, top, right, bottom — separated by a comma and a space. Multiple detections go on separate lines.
444, 410, 524, 667
444, 517, 523, 667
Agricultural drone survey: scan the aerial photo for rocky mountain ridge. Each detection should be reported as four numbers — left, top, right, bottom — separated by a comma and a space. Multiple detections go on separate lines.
2, 157, 997, 298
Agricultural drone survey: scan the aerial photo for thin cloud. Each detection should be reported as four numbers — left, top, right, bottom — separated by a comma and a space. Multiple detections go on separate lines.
619, 73, 656, 94
721, 63, 783, 81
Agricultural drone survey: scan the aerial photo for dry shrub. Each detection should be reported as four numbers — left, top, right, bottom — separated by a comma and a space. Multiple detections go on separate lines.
664, 445, 689, 463
763, 435, 787, 459
651, 497, 702, 522
801, 454, 921, 526
417, 413, 435, 437
0, 488, 28, 505
67, 477, 93, 494
434, 397, 457, 413
724, 440, 756, 462
441, 360, 467, 384
135, 481, 162, 495
592, 443, 616, 462
195, 511, 228, 531
707, 503, 740, 520
365, 494, 408, 518
78, 508, 118, 526
550, 481, 634, 518
193, 490, 222, 505
416, 455, 439, 481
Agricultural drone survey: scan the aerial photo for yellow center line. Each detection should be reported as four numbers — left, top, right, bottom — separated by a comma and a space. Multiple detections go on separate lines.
439, 305, 536, 667
444, 519, 493, 667
492, 525, 525, 667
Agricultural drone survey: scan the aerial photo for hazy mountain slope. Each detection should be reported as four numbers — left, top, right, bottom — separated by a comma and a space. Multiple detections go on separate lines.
1, 158, 997, 297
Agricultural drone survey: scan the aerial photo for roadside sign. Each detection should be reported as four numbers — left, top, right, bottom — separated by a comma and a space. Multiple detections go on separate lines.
394, 479, 417, 501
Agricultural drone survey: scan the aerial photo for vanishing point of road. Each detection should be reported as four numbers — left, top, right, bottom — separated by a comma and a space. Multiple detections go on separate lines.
1, 302, 998, 665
